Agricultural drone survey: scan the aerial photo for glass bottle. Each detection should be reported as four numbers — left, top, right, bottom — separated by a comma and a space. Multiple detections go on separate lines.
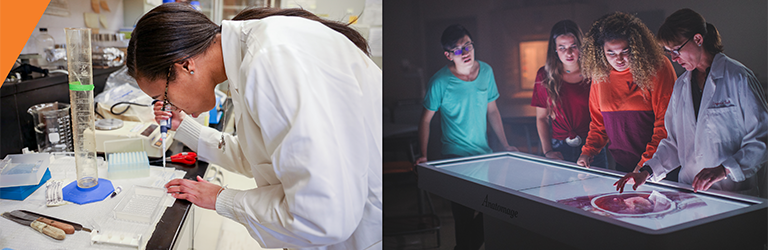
35, 28, 55, 67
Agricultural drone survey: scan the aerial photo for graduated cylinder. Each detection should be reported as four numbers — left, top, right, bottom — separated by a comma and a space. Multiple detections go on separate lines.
66, 28, 98, 189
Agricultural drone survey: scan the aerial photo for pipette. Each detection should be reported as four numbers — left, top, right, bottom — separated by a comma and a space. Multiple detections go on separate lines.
160, 103, 171, 168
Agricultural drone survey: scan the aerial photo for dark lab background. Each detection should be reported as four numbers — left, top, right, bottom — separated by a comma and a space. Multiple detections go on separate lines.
383, 0, 767, 160
382, 1, 767, 249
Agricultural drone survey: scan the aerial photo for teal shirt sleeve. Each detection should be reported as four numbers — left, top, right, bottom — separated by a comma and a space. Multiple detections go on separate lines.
424, 67, 448, 111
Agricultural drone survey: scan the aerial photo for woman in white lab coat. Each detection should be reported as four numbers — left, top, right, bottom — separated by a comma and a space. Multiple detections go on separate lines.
615, 8, 768, 196
126, 3, 382, 249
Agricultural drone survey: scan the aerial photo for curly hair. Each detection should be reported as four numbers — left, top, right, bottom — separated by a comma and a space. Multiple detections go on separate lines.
581, 12, 666, 92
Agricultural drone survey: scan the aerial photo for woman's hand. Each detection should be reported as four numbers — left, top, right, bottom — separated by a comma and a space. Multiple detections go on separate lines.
165, 176, 221, 210
692, 165, 728, 192
153, 101, 186, 130
544, 151, 564, 160
614, 171, 649, 193
576, 154, 593, 168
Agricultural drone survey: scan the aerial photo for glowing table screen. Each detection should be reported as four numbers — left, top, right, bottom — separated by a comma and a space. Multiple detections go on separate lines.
432, 154, 752, 231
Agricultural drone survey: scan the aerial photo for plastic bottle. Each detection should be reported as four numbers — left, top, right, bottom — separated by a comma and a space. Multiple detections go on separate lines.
35, 28, 55, 66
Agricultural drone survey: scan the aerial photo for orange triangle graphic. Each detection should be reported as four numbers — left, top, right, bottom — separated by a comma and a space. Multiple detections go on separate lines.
0, 0, 50, 88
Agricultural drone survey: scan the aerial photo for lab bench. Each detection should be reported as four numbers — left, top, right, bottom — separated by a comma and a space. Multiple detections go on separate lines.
0, 67, 122, 158
0, 153, 208, 250
146, 160, 209, 249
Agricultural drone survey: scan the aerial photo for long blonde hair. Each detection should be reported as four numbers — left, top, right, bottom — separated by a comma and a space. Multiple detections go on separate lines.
542, 20, 585, 118
581, 12, 666, 93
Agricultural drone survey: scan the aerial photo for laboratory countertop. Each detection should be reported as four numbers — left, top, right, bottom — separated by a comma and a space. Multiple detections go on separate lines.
0, 154, 208, 250
146, 160, 209, 249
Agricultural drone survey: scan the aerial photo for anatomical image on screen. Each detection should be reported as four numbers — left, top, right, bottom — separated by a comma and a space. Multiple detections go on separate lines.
557, 191, 707, 218
435, 154, 751, 230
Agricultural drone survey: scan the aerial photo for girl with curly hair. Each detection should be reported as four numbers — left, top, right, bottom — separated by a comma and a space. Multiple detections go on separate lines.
615, 9, 768, 196
531, 20, 607, 167
576, 12, 677, 173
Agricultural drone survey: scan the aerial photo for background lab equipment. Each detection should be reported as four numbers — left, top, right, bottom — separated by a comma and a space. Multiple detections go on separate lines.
91, 67, 176, 158
417, 152, 767, 249
27, 102, 74, 153
1, 66, 122, 158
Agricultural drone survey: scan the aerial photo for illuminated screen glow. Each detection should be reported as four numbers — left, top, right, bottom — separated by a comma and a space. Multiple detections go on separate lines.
433, 154, 750, 230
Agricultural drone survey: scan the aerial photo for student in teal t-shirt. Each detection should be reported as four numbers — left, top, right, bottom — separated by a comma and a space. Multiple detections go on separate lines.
415, 24, 517, 250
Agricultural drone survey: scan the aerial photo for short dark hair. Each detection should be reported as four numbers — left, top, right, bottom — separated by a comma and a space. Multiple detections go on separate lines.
440, 24, 472, 51
657, 8, 723, 54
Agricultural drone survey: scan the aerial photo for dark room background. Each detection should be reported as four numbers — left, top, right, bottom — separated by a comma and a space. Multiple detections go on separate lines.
382, 0, 768, 160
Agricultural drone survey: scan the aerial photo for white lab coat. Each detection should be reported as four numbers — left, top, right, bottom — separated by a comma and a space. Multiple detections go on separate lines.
644, 53, 768, 195
174, 17, 382, 249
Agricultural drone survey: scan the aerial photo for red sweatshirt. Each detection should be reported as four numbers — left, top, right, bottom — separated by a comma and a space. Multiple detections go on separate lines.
582, 59, 677, 172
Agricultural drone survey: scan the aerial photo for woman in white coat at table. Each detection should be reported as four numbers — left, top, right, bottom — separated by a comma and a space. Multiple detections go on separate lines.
126, 4, 382, 249
615, 8, 768, 196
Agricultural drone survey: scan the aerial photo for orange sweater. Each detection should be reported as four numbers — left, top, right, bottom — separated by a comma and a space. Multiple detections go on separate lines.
582, 59, 677, 172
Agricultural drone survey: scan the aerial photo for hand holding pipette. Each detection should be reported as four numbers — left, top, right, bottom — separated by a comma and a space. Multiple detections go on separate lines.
152, 100, 186, 130
152, 100, 190, 168
152, 100, 173, 168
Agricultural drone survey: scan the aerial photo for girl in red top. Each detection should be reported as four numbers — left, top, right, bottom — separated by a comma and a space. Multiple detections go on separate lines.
531, 20, 607, 168
577, 12, 677, 173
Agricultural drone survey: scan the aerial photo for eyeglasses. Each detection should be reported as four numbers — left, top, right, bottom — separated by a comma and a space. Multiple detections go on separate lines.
664, 37, 692, 57
448, 42, 474, 56
163, 64, 180, 112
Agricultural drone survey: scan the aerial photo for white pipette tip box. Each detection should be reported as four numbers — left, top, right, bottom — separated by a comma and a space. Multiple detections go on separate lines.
105, 138, 150, 179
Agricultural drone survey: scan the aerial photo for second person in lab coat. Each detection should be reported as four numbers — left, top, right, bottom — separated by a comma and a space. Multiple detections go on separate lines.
127, 4, 382, 249
614, 9, 768, 196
